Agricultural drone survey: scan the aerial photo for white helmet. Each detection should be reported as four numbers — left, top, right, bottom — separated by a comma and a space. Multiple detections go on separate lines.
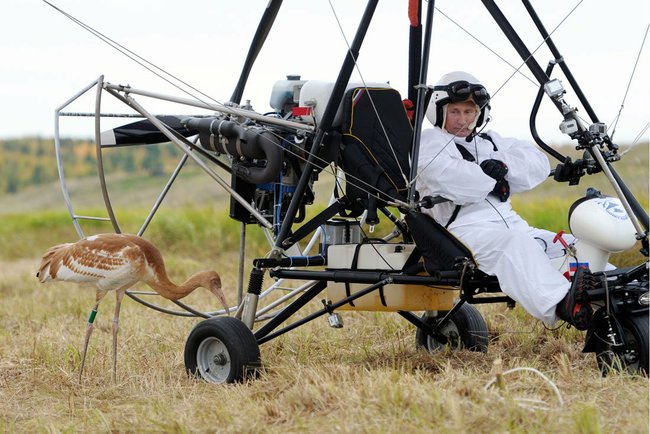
426, 71, 491, 133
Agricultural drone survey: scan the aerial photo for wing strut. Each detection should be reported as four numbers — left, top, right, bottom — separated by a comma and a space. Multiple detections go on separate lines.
272, 0, 380, 257
230, 0, 283, 104
521, 0, 600, 123
407, 0, 422, 104
408, 0, 436, 203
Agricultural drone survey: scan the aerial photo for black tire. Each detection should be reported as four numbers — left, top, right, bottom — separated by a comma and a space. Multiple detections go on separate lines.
184, 317, 261, 384
415, 303, 489, 353
596, 313, 649, 376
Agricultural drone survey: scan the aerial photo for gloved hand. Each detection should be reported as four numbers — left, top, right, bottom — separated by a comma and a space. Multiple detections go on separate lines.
480, 159, 510, 202
479, 159, 508, 181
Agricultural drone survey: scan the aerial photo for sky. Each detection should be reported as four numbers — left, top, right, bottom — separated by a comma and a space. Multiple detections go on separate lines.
2, 0, 649, 146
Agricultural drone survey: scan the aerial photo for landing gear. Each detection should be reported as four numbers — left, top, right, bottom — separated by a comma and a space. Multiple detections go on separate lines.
415, 303, 489, 353
184, 317, 261, 384
594, 311, 649, 376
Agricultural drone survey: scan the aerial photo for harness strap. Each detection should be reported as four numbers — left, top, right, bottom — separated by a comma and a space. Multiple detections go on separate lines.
478, 132, 498, 151
445, 134, 498, 228
445, 142, 475, 228
445, 205, 463, 229
344, 241, 390, 307
344, 243, 365, 307
455, 142, 476, 162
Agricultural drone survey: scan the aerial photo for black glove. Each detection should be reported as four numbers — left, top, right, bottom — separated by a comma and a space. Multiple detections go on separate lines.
479, 159, 508, 181
480, 159, 510, 202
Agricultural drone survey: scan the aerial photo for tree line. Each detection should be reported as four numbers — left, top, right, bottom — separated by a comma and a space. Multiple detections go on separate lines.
0, 138, 184, 195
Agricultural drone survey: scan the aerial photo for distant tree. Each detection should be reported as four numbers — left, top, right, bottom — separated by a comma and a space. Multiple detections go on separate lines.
142, 145, 165, 177
6, 168, 19, 194
123, 151, 136, 172
31, 164, 43, 184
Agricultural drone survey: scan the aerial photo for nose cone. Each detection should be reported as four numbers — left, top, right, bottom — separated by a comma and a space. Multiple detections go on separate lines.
569, 197, 638, 252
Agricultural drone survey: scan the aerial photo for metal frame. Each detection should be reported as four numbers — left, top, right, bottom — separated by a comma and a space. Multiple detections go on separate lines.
53, 1, 647, 360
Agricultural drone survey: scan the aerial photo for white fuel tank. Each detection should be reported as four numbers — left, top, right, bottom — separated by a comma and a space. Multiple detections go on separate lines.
269, 75, 306, 113
568, 196, 637, 253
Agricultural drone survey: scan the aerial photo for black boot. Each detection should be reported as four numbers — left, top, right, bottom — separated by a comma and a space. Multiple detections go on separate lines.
556, 267, 596, 330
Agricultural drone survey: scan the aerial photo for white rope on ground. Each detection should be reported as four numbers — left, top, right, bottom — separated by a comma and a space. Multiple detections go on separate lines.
484, 365, 564, 410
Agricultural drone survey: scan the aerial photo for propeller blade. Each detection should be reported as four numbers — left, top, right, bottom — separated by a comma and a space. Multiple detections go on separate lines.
101, 115, 195, 146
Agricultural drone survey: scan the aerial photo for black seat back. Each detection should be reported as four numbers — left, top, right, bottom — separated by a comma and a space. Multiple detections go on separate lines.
339, 87, 412, 218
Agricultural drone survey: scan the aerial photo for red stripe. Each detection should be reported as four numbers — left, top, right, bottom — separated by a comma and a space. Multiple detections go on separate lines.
408, 0, 419, 27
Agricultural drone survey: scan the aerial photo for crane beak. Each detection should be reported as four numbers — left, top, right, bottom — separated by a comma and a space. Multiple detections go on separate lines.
210, 279, 230, 316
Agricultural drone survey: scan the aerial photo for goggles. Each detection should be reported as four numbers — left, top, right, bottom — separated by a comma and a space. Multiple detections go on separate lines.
434, 80, 490, 107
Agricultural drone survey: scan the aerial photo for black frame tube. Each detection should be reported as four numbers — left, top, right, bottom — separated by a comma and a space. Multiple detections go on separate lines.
397, 298, 469, 341
481, 0, 549, 86
254, 280, 327, 343
521, 0, 600, 123
407, 0, 423, 103
273, 0, 379, 252
530, 62, 566, 162
270, 269, 459, 285
610, 169, 649, 232
230, 0, 283, 104
408, 0, 436, 202
255, 278, 390, 344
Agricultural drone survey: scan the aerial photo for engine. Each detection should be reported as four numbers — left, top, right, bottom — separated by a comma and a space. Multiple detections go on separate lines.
181, 76, 316, 232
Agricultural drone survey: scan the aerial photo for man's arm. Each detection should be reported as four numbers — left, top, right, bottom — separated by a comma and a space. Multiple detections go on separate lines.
483, 131, 550, 193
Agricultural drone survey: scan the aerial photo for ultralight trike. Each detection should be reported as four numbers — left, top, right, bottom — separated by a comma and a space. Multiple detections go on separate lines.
52, 0, 649, 384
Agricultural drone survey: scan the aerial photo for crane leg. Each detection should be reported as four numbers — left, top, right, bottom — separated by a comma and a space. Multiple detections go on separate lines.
79, 289, 108, 383
112, 289, 126, 383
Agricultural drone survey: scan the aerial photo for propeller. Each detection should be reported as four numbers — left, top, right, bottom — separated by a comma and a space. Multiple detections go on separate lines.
101, 115, 195, 146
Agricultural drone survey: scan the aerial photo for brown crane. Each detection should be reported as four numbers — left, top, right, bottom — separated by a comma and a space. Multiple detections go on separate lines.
37, 233, 229, 382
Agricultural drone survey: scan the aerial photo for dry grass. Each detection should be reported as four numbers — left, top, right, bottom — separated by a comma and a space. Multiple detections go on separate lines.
0, 144, 647, 432
1, 256, 648, 433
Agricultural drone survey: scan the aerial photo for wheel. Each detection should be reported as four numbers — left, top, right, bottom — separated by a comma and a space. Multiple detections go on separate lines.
596, 313, 648, 376
415, 303, 489, 353
184, 317, 261, 384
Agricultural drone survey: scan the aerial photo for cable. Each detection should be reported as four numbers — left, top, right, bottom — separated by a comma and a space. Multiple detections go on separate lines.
327, 0, 410, 187
42, 2, 391, 205
434, 7, 538, 88
631, 123, 650, 147
609, 24, 649, 141
42, 0, 224, 114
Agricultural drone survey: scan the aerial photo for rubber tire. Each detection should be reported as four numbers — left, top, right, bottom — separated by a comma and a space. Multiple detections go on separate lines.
415, 303, 489, 353
596, 313, 649, 376
184, 317, 261, 384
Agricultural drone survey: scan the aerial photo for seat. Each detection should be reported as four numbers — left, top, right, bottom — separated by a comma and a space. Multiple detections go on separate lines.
339, 86, 413, 220
336, 86, 475, 273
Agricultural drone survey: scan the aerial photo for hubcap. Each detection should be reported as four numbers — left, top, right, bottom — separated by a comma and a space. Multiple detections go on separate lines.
428, 321, 461, 351
197, 337, 231, 383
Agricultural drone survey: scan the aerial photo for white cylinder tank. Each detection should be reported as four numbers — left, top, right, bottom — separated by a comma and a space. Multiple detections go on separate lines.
569, 195, 638, 253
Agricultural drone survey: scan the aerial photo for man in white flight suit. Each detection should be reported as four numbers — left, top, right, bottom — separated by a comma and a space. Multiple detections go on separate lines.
416, 71, 595, 330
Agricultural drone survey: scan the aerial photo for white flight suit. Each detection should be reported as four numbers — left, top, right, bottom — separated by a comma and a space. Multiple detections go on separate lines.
416, 127, 570, 325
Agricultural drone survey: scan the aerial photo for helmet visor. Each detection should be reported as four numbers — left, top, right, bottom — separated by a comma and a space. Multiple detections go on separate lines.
434, 80, 490, 107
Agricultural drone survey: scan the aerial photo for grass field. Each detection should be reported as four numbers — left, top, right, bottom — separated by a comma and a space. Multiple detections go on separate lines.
0, 144, 647, 432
